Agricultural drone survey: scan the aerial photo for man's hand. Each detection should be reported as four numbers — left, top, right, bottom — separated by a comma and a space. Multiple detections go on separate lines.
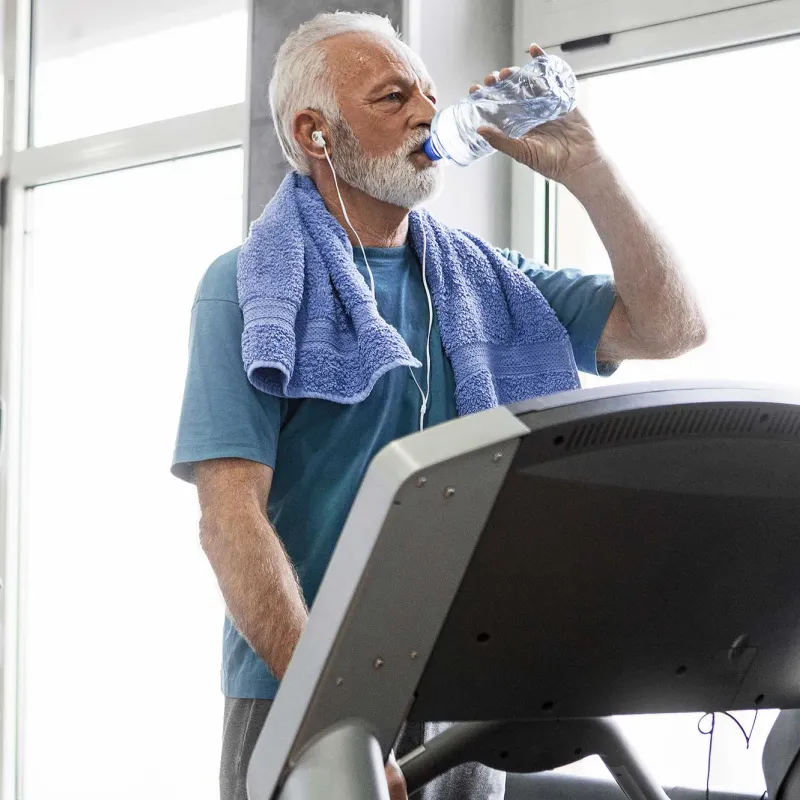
473, 45, 707, 362
385, 751, 408, 800
470, 44, 604, 189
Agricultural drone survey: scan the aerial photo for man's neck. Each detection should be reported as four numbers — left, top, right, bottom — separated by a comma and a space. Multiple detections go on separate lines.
312, 171, 409, 248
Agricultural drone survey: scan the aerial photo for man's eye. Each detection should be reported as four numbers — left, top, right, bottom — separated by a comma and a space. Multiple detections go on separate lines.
384, 92, 403, 102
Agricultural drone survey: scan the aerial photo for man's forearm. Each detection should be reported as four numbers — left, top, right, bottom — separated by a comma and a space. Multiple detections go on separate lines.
567, 159, 707, 358
201, 510, 308, 680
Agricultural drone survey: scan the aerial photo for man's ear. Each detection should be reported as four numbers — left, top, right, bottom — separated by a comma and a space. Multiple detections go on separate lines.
294, 110, 330, 165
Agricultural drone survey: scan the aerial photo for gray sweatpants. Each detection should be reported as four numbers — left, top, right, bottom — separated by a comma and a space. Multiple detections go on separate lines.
220, 697, 505, 800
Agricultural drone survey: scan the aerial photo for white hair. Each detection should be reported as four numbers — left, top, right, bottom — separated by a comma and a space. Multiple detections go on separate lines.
269, 11, 421, 175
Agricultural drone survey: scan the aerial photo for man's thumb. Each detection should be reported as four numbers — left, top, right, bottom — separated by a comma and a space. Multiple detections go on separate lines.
478, 126, 516, 156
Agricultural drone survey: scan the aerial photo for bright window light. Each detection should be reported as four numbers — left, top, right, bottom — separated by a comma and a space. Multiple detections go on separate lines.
33, 2, 247, 146
20, 149, 243, 800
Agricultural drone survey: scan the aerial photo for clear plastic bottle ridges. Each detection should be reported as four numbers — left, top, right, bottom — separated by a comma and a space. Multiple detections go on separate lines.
423, 54, 577, 167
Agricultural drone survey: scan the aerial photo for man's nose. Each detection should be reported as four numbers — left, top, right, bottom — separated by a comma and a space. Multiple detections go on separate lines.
410, 91, 436, 130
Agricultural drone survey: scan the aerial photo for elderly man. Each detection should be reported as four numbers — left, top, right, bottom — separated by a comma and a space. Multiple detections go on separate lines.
172, 10, 706, 800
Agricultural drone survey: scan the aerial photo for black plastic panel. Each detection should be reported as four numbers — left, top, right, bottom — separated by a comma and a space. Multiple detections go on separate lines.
410, 400, 800, 722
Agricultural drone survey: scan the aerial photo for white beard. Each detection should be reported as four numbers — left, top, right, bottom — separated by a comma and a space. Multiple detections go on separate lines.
329, 117, 444, 209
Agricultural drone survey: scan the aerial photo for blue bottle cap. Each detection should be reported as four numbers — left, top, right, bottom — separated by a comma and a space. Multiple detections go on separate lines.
423, 138, 443, 162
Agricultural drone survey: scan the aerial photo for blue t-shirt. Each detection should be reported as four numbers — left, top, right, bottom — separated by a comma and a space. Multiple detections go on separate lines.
172, 244, 617, 698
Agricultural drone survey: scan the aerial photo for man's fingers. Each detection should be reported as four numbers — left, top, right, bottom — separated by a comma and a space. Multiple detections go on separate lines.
475, 47, 543, 94
385, 751, 408, 800
478, 125, 514, 154
482, 66, 519, 88
478, 125, 503, 142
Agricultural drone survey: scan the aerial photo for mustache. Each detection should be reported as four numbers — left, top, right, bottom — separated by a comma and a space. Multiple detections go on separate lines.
398, 131, 432, 156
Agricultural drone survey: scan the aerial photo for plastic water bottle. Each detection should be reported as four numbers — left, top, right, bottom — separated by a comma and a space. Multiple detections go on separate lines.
423, 54, 577, 167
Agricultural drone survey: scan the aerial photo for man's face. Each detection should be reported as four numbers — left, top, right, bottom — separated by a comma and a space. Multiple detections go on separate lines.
322, 32, 443, 209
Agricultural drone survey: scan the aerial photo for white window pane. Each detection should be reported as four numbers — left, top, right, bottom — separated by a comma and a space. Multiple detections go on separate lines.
556, 37, 800, 395
21, 149, 243, 800
553, 38, 800, 793
33, 0, 247, 146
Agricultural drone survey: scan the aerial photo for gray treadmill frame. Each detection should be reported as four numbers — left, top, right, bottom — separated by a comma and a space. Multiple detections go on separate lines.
247, 382, 800, 800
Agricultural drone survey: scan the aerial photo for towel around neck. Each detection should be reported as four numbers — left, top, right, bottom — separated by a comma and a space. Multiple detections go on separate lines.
237, 173, 579, 416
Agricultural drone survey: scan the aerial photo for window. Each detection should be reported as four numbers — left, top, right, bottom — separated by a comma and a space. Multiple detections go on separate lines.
557, 36, 800, 392
32, 0, 247, 146
550, 36, 800, 793
20, 149, 243, 800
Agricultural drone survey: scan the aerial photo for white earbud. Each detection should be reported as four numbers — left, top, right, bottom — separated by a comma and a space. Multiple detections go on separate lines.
312, 130, 327, 148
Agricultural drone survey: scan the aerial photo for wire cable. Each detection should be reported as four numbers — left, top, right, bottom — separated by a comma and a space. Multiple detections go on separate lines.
322, 142, 432, 431
697, 710, 760, 800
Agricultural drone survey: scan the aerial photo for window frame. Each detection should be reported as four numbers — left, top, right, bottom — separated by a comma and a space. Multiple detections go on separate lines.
509, 0, 800, 257
0, 2, 249, 797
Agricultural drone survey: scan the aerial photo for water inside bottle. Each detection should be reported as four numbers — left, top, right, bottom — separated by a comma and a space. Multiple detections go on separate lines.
425, 55, 577, 167
428, 103, 492, 166
469, 63, 575, 139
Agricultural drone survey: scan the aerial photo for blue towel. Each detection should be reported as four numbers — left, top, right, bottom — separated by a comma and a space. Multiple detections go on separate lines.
237, 173, 579, 416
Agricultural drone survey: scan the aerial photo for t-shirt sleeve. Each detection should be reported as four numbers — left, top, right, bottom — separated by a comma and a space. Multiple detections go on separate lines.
498, 249, 619, 377
171, 297, 284, 484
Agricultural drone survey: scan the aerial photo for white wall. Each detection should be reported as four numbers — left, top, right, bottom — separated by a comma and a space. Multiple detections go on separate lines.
411, 0, 515, 247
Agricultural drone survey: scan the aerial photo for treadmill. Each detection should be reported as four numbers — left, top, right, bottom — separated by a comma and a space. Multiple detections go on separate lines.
245, 381, 800, 800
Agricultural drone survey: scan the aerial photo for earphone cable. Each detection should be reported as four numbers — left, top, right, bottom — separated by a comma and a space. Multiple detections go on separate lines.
323, 144, 376, 299
321, 137, 432, 431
